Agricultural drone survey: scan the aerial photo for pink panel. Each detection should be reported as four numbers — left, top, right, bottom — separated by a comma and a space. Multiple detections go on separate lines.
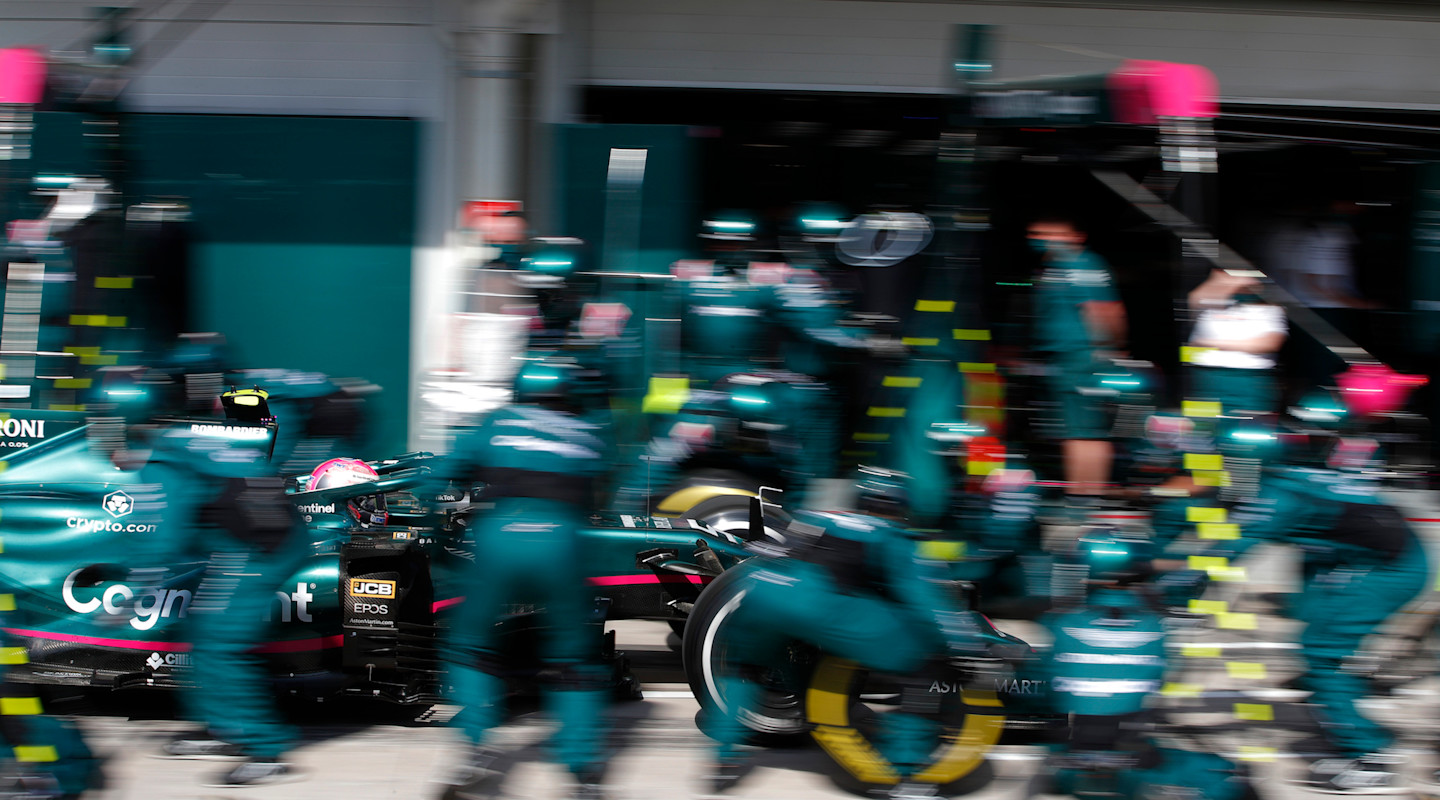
1108, 60, 1218, 124
1336, 363, 1427, 417
0, 48, 46, 105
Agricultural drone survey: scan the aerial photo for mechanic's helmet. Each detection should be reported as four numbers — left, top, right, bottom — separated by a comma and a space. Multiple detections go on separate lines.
699, 209, 760, 242
1072, 528, 1156, 585
855, 466, 909, 518
308, 457, 387, 527
713, 374, 788, 430
517, 236, 584, 290
512, 357, 602, 413
793, 202, 852, 243
89, 366, 175, 424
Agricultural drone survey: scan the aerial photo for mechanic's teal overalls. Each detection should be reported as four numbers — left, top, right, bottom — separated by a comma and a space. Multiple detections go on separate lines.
437, 404, 610, 778
1032, 246, 1120, 441
944, 462, 1049, 612
1043, 589, 1251, 800
674, 273, 872, 490
611, 379, 824, 514
709, 511, 987, 779
134, 427, 309, 762
0, 626, 100, 795
1192, 468, 1429, 758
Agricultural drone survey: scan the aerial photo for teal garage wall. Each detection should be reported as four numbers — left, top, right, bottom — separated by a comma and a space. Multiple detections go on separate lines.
18, 112, 418, 456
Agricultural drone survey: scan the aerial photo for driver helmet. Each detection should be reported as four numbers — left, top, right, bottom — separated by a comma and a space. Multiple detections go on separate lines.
308, 457, 387, 527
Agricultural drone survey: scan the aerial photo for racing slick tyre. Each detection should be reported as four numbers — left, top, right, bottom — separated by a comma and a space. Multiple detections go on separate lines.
682, 563, 814, 745
806, 655, 1005, 795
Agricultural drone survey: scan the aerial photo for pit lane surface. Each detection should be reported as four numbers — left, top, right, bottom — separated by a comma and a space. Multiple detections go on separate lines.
66, 493, 1440, 800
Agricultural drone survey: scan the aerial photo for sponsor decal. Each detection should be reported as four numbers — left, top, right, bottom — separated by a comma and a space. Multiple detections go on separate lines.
974, 89, 1100, 121
268, 583, 314, 623
145, 651, 192, 671
296, 502, 336, 515
928, 679, 1046, 696
66, 517, 157, 534
188, 423, 269, 440
62, 569, 192, 632
63, 571, 313, 629
391, 531, 415, 541
0, 418, 45, 448
102, 490, 133, 518
349, 579, 396, 599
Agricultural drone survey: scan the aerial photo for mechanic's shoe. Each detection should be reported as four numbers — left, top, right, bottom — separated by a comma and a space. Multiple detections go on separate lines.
203, 758, 298, 788
1299, 757, 1410, 794
572, 778, 607, 800
156, 736, 244, 760
440, 746, 505, 788
705, 756, 745, 794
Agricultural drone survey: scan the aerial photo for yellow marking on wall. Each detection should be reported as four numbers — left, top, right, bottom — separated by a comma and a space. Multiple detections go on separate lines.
1234, 704, 1274, 722
1237, 746, 1276, 762
1226, 662, 1267, 680
853, 432, 890, 442
882, 376, 922, 388
1217, 612, 1258, 630
958, 362, 996, 374
967, 460, 1002, 476
901, 337, 939, 347
1192, 470, 1231, 487
1187, 507, 1227, 523
1188, 599, 1227, 615
1182, 400, 1221, 418
1161, 682, 1202, 698
94, 276, 133, 289
1182, 645, 1221, 658
867, 407, 906, 418
953, 329, 991, 341
914, 300, 955, 312
1183, 453, 1223, 471
0, 595, 15, 612
1198, 522, 1240, 540
53, 378, 91, 389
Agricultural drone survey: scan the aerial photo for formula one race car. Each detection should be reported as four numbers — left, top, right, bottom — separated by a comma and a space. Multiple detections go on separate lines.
0, 404, 766, 706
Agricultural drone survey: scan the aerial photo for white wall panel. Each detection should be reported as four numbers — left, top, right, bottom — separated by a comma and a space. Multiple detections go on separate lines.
0, 0, 435, 117
589, 0, 1440, 108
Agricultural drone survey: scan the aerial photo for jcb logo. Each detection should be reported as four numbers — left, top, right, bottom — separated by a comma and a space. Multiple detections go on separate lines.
350, 579, 396, 598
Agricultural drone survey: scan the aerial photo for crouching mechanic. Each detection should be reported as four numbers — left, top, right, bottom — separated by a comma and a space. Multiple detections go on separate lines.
433, 360, 611, 800
1038, 530, 1256, 800
703, 470, 994, 797
1177, 440, 1427, 793
135, 388, 310, 787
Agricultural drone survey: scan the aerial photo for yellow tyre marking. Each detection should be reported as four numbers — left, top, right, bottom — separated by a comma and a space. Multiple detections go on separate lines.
654, 486, 757, 516
805, 656, 1005, 787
